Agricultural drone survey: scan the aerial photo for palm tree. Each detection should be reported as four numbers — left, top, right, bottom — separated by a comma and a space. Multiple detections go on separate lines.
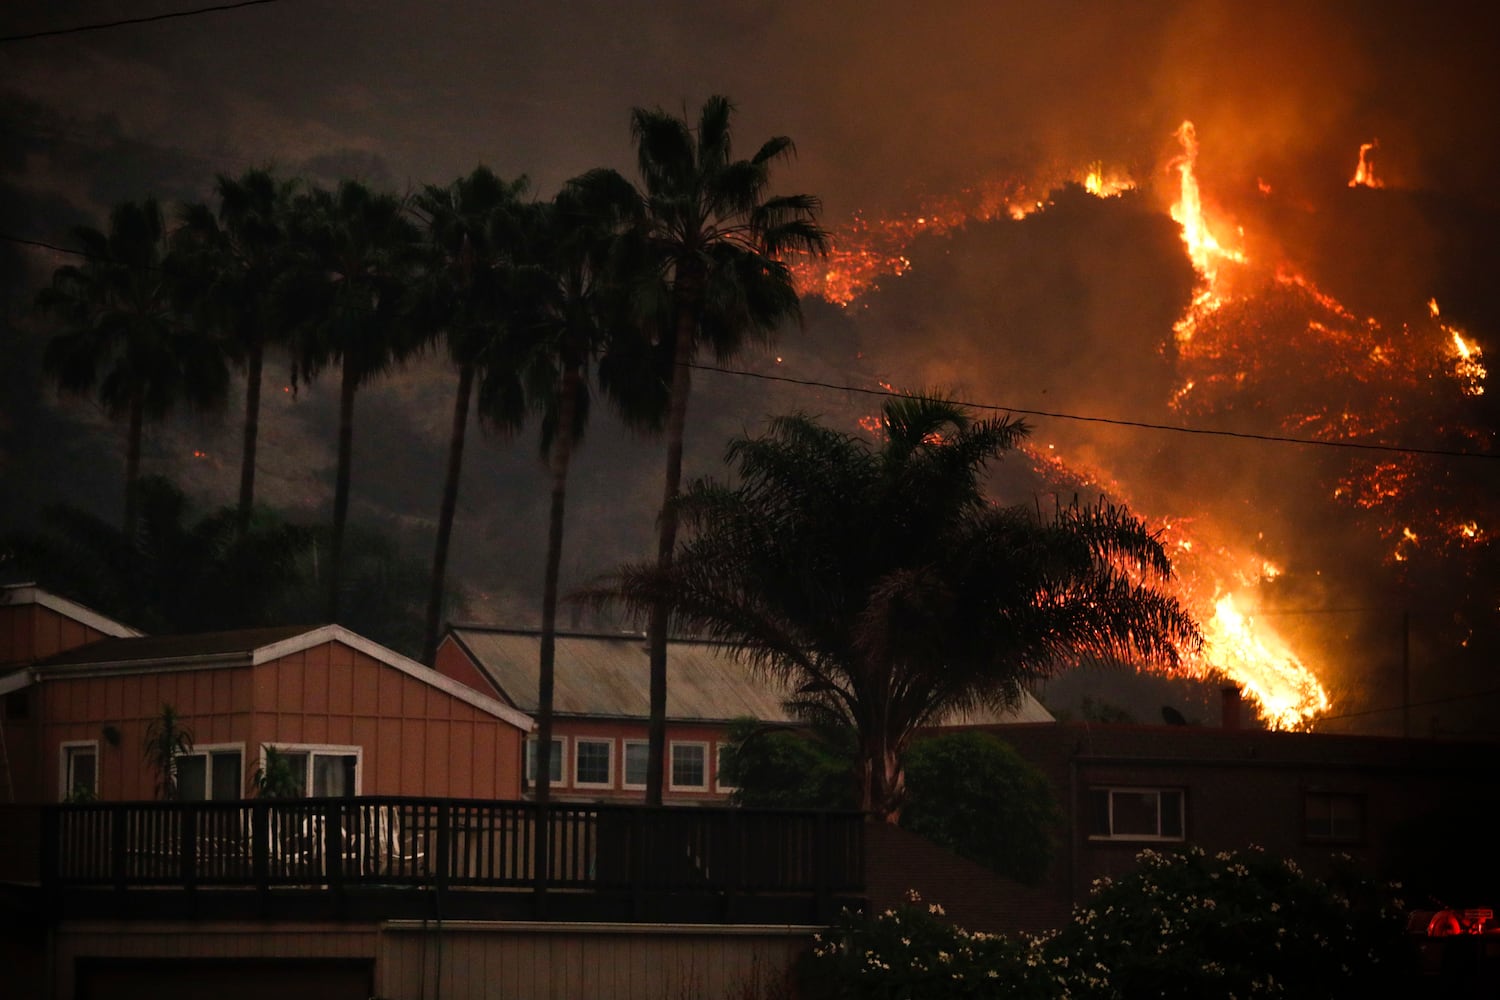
282, 180, 423, 623
524, 169, 665, 806
627, 95, 829, 804
174, 168, 300, 535
411, 167, 535, 665
596, 395, 1201, 822
36, 199, 231, 538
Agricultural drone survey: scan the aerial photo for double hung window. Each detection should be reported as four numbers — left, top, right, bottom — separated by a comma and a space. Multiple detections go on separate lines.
1088, 787, 1185, 841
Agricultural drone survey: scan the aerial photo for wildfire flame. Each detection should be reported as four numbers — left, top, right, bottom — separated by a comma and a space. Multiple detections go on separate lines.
1348, 141, 1383, 188
801, 130, 1491, 732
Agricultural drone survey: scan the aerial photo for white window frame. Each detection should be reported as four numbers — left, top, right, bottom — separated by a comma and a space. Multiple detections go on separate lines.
524, 736, 568, 789
1088, 786, 1185, 841
177, 742, 246, 801
668, 741, 709, 792
573, 737, 615, 790
261, 743, 362, 797
714, 742, 738, 794
622, 739, 650, 791
59, 740, 99, 800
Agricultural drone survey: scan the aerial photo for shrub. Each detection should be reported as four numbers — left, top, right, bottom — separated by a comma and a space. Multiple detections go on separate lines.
801, 849, 1408, 999
1045, 846, 1408, 999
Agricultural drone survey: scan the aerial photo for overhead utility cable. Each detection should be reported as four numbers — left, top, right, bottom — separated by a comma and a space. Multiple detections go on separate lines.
0, 1, 282, 44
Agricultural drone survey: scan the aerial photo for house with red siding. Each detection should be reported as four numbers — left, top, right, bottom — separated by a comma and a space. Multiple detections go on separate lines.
435, 624, 1053, 804
0, 584, 532, 804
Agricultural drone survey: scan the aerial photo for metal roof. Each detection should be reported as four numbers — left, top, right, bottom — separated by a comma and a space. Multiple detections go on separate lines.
449, 627, 1054, 726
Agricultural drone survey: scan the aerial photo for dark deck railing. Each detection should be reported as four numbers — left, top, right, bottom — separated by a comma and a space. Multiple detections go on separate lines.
3, 798, 865, 925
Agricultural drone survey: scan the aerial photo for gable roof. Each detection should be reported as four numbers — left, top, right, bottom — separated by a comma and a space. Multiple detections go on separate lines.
446, 626, 1053, 726
34, 623, 533, 731
1, 582, 142, 639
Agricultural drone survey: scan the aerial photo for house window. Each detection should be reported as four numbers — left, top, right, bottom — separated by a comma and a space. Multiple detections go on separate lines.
61, 741, 99, 800
574, 738, 614, 788
178, 745, 245, 801
264, 744, 360, 797
669, 742, 708, 791
1305, 792, 1365, 843
524, 737, 565, 788
1088, 787, 1185, 841
623, 740, 649, 790
715, 743, 738, 794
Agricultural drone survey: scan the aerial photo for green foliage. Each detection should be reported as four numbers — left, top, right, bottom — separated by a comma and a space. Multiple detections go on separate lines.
251, 747, 302, 798
803, 850, 1408, 1000
143, 703, 194, 800
900, 732, 1058, 884
1048, 846, 1408, 999
802, 892, 1057, 1000
720, 719, 856, 810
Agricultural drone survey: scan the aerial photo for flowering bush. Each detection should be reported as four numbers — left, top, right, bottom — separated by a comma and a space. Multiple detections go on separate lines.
1046, 846, 1408, 999
801, 850, 1408, 999
801, 891, 1062, 999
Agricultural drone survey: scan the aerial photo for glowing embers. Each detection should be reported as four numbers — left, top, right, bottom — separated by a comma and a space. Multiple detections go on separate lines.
794, 167, 1134, 307
1430, 298, 1486, 396
1348, 141, 1383, 189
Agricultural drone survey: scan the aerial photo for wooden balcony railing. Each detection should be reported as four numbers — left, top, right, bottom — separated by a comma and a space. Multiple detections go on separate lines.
5, 798, 865, 925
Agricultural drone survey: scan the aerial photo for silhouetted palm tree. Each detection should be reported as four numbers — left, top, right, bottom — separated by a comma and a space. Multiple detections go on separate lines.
36, 199, 230, 539
597, 396, 1201, 821
175, 168, 300, 535
626, 96, 828, 803
282, 180, 423, 622
412, 167, 535, 664
525, 169, 664, 805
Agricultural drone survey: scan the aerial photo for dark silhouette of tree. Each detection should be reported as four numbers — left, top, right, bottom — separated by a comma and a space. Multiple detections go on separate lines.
595, 395, 1199, 821
174, 168, 301, 535
282, 180, 423, 623
35, 199, 230, 539
523, 169, 668, 806
1, 475, 311, 633
624, 95, 828, 804
411, 167, 534, 665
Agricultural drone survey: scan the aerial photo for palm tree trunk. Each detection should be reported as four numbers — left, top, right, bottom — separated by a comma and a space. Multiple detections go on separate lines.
536, 360, 583, 808
326, 364, 357, 623
123, 394, 144, 540
237, 340, 264, 536
645, 293, 699, 806
423, 361, 474, 665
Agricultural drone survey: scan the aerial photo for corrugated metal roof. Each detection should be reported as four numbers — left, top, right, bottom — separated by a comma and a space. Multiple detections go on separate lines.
452, 628, 796, 722
450, 627, 1053, 726
38, 625, 315, 667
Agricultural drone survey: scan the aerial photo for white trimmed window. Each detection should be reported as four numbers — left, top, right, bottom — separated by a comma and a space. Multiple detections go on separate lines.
669, 741, 709, 792
715, 742, 738, 794
1305, 791, 1364, 843
524, 736, 566, 788
60, 740, 99, 800
178, 744, 245, 801
574, 738, 614, 789
263, 744, 361, 797
1088, 787, 1185, 841
623, 740, 650, 790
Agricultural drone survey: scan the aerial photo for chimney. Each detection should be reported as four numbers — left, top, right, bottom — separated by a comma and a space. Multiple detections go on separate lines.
1221, 685, 1243, 730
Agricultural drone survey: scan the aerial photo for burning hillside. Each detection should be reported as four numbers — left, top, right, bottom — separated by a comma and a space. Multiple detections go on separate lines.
793, 122, 1499, 734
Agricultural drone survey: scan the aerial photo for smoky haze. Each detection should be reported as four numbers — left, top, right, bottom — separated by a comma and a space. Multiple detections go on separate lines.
2, 1, 1497, 734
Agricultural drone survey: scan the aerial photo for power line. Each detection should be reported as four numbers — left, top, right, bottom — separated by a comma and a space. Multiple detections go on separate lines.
1317, 685, 1500, 723
0, 1, 282, 44
689, 361, 1500, 461
6, 230, 1497, 463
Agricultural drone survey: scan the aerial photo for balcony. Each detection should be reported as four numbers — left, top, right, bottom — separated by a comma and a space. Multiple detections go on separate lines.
0, 798, 865, 925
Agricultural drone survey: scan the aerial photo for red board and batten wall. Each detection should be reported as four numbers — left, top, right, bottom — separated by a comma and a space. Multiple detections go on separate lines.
1, 590, 530, 803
